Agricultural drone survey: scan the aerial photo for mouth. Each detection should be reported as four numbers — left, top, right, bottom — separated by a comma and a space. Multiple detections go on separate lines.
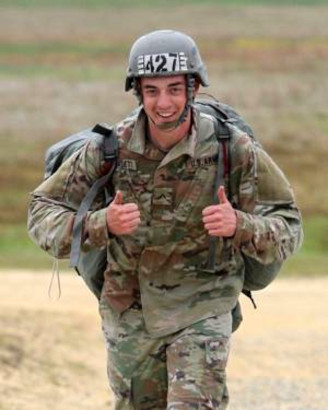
156, 111, 177, 121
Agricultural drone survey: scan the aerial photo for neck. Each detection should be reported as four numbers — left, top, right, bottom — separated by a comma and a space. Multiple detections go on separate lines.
148, 111, 192, 152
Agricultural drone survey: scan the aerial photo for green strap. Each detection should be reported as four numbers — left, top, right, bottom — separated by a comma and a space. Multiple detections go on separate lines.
206, 122, 231, 272
70, 126, 118, 270
70, 166, 116, 270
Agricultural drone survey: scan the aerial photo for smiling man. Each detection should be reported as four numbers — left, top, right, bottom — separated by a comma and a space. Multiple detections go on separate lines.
28, 30, 303, 409
141, 75, 193, 148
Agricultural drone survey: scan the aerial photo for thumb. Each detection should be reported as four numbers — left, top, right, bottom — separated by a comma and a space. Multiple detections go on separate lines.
113, 190, 123, 205
217, 185, 228, 204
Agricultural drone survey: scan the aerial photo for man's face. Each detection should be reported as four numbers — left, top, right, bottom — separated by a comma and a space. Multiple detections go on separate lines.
140, 75, 188, 128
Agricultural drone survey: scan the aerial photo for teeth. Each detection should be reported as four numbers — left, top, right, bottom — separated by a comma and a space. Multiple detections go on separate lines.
158, 113, 174, 118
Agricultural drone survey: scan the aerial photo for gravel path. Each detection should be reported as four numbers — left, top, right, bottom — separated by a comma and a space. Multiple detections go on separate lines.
228, 278, 328, 410
0, 271, 327, 409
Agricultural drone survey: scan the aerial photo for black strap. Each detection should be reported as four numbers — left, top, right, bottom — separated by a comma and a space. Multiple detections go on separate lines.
242, 289, 257, 309
92, 123, 113, 137
205, 115, 258, 308
92, 124, 119, 162
70, 126, 118, 269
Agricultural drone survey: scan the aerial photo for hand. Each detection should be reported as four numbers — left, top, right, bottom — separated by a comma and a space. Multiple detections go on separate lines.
202, 186, 237, 237
106, 191, 141, 236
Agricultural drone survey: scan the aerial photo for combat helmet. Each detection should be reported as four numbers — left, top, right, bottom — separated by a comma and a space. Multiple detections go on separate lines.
125, 29, 209, 92
125, 30, 209, 129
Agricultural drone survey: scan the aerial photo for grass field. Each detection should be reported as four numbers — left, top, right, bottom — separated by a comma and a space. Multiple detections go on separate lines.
1, 0, 328, 6
1, 3, 328, 270
1, 217, 328, 278
0, 4, 328, 410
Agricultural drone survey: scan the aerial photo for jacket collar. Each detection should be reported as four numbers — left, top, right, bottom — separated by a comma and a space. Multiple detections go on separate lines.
127, 108, 202, 167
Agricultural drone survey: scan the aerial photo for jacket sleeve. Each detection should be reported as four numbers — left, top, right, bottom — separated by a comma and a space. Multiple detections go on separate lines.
27, 139, 110, 259
231, 135, 303, 264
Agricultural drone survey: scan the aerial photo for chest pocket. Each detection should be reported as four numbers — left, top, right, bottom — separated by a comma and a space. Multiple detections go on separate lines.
113, 160, 151, 199
155, 160, 218, 253
113, 159, 163, 226
174, 160, 217, 225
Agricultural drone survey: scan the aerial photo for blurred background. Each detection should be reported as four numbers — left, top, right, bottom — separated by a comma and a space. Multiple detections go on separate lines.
1, 0, 327, 273
0, 1, 327, 409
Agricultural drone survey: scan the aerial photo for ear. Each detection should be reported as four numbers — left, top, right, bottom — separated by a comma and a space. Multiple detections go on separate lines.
193, 79, 200, 98
133, 78, 143, 105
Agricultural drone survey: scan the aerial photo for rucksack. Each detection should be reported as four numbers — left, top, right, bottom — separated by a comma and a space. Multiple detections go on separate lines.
44, 99, 282, 305
196, 99, 282, 308
44, 123, 118, 299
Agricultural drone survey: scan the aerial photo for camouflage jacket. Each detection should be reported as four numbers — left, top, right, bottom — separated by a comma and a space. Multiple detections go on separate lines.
28, 107, 303, 337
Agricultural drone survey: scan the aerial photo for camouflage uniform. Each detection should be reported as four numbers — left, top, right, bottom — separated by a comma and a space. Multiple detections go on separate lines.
28, 107, 303, 409
100, 301, 232, 409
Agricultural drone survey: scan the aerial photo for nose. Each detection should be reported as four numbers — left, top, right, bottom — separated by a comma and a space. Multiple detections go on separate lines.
157, 90, 172, 109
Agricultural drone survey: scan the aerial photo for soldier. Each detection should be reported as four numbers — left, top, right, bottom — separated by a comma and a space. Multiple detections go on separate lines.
28, 30, 303, 409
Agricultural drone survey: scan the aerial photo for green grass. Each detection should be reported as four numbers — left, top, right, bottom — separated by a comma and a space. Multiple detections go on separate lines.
280, 216, 328, 277
0, 64, 123, 81
1, 217, 327, 275
300, 217, 328, 255
0, 41, 127, 80
0, 42, 127, 55
0, 224, 70, 270
1, 36, 326, 81
1, 0, 327, 6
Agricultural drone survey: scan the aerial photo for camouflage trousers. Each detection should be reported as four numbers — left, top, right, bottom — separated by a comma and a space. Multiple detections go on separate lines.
99, 303, 232, 410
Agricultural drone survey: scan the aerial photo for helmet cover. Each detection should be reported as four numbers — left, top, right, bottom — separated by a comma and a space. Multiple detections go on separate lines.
125, 30, 209, 91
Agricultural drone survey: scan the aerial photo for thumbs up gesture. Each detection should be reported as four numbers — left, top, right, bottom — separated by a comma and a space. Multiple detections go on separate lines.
106, 190, 141, 236
202, 186, 237, 237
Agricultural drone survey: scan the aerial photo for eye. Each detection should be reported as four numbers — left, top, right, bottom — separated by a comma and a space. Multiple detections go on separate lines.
170, 86, 184, 96
144, 88, 157, 97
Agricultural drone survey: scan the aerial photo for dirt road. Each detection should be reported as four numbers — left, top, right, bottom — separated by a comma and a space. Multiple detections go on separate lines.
0, 271, 327, 409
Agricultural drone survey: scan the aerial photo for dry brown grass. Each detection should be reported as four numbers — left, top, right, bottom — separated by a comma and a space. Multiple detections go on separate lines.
0, 271, 111, 410
3, 6, 328, 44
0, 271, 327, 409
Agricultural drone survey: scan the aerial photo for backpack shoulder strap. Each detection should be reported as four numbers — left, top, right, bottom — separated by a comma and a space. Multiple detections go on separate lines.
205, 116, 231, 272
70, 125, 118, 270
198, 100, 264, 307
92, 123, 119, 162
